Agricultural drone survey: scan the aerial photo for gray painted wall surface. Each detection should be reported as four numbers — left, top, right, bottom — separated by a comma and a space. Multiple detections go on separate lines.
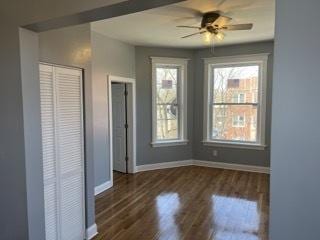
193, 41, 274, 167
38, 23, 95, 227
135, 47, 194, 165
270, 0, 320, 239
0, 23, 38, 240
91, 31, 135, 186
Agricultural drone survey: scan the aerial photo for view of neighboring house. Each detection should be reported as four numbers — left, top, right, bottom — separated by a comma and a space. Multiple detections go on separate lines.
212, 71, 259, 142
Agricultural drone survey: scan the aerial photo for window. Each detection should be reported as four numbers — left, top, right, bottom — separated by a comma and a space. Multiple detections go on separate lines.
232, 115, 245, 128
232, 92, 246, 103
203, 54, 268, 149
151, 57, 188, 147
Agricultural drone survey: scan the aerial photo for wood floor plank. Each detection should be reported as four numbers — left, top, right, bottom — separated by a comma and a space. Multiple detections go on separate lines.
94, 166, 269, 240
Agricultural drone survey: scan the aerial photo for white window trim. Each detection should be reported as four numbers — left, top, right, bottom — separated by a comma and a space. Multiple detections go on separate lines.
151, 57, 189, 147
202, 140, 267, 150
203, 53, 269, 150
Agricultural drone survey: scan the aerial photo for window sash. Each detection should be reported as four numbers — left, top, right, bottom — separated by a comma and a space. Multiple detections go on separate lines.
155, 65, 182, 141
209, 63, 262, 144
209, 103, 259, 142
151, 57, 189, 146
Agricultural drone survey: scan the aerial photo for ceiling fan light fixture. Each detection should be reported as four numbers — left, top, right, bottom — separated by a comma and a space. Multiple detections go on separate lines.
203, 31, 213, 44
215, 32, 225, 41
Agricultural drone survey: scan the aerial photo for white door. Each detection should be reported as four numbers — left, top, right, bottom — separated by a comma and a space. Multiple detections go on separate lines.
40, 64, 85, 240
112, 83, 127, 173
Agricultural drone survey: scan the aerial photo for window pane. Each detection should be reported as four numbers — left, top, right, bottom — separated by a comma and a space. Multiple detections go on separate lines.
213, 65, 259, 104
212, 105, 258, 142
157, 119, 178, 140
157, 104, 178, 140
156, 67, 178, 104
157, 105, 178, 120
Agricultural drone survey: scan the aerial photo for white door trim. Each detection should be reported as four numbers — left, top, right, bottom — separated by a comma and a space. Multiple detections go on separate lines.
107, 75, 137, 184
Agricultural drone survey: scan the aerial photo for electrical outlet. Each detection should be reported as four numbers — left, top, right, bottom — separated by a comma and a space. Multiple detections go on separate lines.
212, 150, 218, 157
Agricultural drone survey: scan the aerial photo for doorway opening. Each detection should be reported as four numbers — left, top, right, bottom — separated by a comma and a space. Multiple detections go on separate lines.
108, 75, 136, 184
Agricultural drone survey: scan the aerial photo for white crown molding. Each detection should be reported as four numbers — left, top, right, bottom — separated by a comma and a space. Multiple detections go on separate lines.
94, 180, 113, 196
136, 159, 270, 174
86, 223, 98, 240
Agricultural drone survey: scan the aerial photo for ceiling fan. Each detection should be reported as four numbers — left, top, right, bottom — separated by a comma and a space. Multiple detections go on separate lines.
177, 11, 253, 47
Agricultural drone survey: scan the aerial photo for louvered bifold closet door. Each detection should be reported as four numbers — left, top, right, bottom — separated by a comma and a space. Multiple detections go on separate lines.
55, 66, 85, 240
40, 64, 59, 240
40, 64, 85, 240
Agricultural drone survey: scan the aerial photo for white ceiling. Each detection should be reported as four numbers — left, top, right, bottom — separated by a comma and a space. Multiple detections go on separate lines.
91, 0, 275, 48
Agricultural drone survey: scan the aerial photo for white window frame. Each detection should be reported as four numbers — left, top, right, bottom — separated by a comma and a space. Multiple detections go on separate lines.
151, 57, 189, 147
203, 54, 269, 150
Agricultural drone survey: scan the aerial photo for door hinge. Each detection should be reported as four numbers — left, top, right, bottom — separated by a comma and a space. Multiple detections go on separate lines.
124, 123, 129, 129
125, 156, 129, 162
124, 90, 128, 96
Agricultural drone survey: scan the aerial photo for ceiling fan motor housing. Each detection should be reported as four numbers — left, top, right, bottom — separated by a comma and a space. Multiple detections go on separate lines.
201, 11, 220, 28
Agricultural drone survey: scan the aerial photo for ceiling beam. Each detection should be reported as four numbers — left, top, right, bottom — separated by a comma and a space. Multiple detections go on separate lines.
23, 0, 187, 32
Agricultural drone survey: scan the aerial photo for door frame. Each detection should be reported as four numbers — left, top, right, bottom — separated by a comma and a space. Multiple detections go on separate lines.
108, 75, 137, 182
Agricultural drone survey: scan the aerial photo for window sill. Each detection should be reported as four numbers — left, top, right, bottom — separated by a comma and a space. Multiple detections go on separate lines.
202, 140, 267, 150
151, 140, 189, 148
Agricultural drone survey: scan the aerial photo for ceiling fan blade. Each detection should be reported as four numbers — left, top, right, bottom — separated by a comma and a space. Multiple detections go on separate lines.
182, 31, 206, 39
177, 25, 202, 30
217, 0, 229, 8
174, 17, 200, 24
213, 15, 232, 26
222, 23, 253, 30
216, 0, 255, 13
167, 5, 203, 18
150, 5, 203, 19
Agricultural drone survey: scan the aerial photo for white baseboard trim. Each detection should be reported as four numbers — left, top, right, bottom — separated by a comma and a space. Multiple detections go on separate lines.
94, 180, 113, 196
193, 160, 270, 174
136, 160, 193, 172
86, 223, 98, 240
136, 159, 270, 174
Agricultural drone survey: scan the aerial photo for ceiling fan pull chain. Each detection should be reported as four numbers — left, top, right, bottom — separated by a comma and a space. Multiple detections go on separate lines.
211, 36, 215, 54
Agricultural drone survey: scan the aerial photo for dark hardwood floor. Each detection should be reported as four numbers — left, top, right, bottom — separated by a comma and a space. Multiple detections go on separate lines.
94, 166, 269, 240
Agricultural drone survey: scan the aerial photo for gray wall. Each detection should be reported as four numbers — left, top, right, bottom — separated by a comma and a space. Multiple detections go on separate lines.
0, 24, 46, 240
135, 47, 194, 165
270, 0, 320, 239
91, 31, 135, 186
38, 23, 96, 227
193, 41, 274, 167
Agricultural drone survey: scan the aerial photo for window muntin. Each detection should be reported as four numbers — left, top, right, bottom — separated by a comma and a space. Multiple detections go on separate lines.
209, 63, 261, 143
